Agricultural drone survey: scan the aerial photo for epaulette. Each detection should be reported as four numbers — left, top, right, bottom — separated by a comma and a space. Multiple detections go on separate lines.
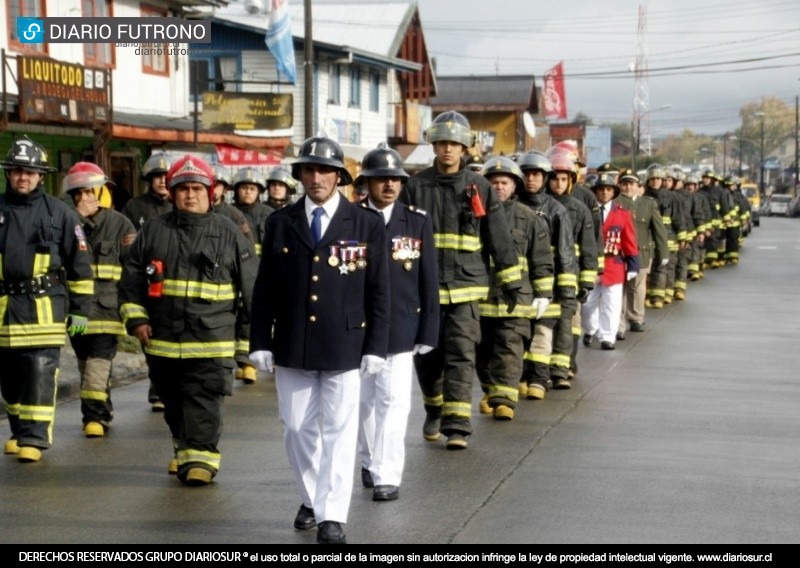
408, 205, 427, 216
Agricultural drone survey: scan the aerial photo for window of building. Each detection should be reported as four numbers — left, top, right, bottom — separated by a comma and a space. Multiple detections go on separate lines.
328, 64, 340, 105
189, 56, 237, 101
8, 0, 48, 55
141, 3, 168, 76
349, 66, 361, 108
369, 71, 380, 112
83, 0, 114, 68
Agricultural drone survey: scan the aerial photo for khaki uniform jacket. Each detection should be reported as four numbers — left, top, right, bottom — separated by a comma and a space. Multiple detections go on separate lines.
616, 194, 669, 269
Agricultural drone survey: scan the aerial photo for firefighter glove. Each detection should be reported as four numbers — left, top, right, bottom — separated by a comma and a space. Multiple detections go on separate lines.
531, 297, 550, 320
67, 314, 88, 337
249, 350, 274, 373
413, 344, 434, 355
360, 355, 385, 377
576, 287, 591, 304
502, 288, 521, 314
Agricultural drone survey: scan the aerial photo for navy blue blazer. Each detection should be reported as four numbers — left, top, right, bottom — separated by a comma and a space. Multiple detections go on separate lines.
250, 195, 390, 371
374, 202, 439, 354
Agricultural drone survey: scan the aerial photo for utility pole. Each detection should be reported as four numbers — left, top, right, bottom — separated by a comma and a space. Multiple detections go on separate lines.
794, 96, 800, 195
758, 114, 766, 198
304, 0, 313, 139
631, 1, 649, 172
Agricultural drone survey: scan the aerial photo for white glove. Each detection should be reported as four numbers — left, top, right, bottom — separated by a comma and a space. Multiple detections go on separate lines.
360, 355, 385, 377
413, 344, 434, 355
660, 258, 669, 266
531, 297, 550, 320
626, 271, 638, 281
249, 350, 274, 373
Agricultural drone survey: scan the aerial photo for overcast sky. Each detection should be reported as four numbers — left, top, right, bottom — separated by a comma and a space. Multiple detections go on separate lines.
318, 0, 800, 136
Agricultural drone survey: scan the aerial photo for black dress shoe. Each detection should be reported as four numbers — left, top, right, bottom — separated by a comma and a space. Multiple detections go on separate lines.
616, 331, 626, 341
629, 321, 645, 332
601, 341, 616, 350
373, 485, 399, 501
361, 467, 374, 488
317, 521, 346, 544
293, 504, 316, 530
582, 333, 593, 347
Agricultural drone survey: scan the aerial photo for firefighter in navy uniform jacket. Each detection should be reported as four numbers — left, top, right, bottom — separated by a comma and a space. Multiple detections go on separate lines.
249, 135, 390, 545
354, 143, 439, 503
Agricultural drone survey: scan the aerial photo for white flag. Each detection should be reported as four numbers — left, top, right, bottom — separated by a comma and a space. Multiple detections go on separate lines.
265, 0, 296, 84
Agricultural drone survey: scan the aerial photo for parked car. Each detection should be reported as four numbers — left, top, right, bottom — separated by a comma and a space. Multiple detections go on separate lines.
765, 194, 791, 216
750, 202, 760, 227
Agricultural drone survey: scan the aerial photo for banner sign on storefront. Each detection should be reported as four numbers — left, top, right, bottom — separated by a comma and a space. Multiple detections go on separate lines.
17, 55, 110, 124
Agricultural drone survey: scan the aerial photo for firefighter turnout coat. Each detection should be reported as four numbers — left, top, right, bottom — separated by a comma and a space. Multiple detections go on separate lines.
118, 210, 257, 367
400, 166, 522, 303
120, 190, 172, 231
71, 207, 137, 335
0, 187, 94, 347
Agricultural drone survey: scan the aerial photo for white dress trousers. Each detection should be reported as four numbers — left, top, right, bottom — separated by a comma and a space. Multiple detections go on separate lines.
581, 282, 624, 344
275, 365, 360, 524
357, 351, 413, 486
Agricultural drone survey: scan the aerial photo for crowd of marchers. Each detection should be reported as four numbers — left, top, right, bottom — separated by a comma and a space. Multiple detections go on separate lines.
0, 112, 752, 544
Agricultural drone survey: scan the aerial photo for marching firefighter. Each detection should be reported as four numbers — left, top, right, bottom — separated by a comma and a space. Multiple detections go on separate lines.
232, 166, 275, 256
684, 174, 713, 281
211, 164, 254, 239
477, 156, 554, 420
62, 162, 138, 438
722, 175, 743, 264
515, 150, 578, 400
544, 149, 597, 385
698, 170, 724, 270
644, 164, 688, 309
119, 155, 258, 485
231, 167, 275, 385
0, 136, 94, 463
400, 110, 522, 449
265, 165, 299, 210
211, 165, 257, 385
121, 152, 174, 412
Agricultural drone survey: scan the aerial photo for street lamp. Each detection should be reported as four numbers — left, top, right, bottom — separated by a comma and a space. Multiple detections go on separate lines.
754, 111, 766, 198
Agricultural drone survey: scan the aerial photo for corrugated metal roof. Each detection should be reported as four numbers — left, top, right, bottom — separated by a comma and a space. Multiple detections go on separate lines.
213, 2, 416, 58
431, 76, 538, 111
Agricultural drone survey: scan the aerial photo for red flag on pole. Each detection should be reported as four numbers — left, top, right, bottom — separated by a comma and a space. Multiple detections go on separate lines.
543, 62, 567, 120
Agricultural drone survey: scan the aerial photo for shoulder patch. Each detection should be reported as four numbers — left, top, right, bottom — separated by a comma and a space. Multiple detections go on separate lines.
408, 205, 427, 216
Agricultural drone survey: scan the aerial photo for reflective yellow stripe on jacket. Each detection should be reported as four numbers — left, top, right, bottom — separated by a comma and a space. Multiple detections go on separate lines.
161, 279, 236, 302
434, 233, 482, 252
440, 286, 488, 304
92, 264, 122, 280
145, 339, 236, 359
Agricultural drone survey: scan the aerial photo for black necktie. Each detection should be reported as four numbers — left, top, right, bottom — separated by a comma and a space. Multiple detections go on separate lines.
600, 204, 606, 224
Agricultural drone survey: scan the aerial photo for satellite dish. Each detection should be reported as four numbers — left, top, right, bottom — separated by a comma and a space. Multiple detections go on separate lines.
522, 111, 536, 138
